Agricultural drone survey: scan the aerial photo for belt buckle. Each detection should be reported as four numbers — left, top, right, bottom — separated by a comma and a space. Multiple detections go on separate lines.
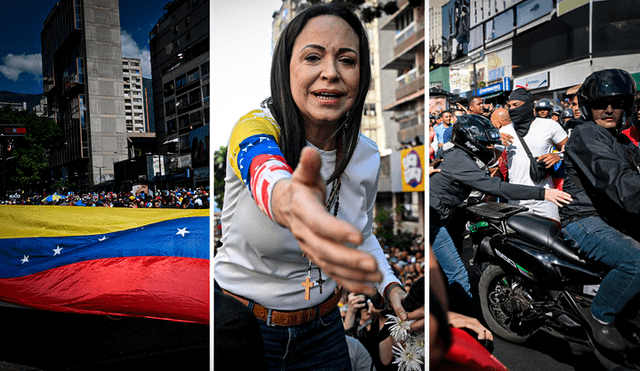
266, 308, 276, 327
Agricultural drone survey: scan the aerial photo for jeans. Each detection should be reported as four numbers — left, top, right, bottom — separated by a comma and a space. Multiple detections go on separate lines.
430, 224, 472, 299
258, 306, 352, 371
563, 216, 640, 323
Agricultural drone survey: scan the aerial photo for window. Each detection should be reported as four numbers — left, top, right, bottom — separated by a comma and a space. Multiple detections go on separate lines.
163, 81, 174, 97
201, 62, 209, 77
189, 89, 201, 105
190, 110, 202, 124
177, 93, 189, 108
175, 74, 187, 89
179, 135, 190, 149
166, 119, 177, 135
187, 68, 200, 84
202, 83, 209, 101
364, 103, 376, 116
179, 114, 190, 129
165, 100, 176, 116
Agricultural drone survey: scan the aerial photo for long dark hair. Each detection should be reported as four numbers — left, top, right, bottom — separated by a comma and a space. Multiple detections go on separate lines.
267, 2, 372, 183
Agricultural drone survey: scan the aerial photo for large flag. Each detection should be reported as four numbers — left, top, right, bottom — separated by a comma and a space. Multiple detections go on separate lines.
0, 206, 209, 324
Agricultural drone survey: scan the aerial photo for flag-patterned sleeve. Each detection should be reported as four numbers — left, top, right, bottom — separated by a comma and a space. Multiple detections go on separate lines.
228, 110, 293, 221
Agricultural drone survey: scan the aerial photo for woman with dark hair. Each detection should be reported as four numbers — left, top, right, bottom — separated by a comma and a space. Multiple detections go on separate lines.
213, 2, 415, 370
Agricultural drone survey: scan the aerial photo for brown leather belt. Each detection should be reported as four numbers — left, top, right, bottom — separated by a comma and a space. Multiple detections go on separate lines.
222, 287, 342, 327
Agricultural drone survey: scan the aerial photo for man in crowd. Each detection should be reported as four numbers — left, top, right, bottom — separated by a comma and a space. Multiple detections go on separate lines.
467, 97, 486, 116
435, 110, 453, 147
571, 94, 581, 118
534, 98, 553, 118
501, 88, 568, 221
560, 68, 640, 352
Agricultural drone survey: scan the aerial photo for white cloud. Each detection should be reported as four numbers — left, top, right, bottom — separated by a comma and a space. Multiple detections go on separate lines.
121, 30, 151, 79
0, 53, 42, 81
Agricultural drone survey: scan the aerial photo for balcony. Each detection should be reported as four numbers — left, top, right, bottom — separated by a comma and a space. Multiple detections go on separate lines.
394, 24, 424, 58
396, 66, 425, 101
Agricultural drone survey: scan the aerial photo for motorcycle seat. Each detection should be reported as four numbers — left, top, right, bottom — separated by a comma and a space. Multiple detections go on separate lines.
507, 212, 594, 268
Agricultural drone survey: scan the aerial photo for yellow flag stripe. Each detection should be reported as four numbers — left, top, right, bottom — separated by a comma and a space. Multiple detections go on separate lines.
0, 206, 209, 239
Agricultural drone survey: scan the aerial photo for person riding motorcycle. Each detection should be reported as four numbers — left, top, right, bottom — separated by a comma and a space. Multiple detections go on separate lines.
551, 105, 563, 123
535, 99, 553, 118
560, 68, 640, 353
429, 114, 572, 317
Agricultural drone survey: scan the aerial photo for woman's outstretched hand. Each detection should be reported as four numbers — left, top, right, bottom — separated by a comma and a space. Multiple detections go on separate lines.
272, 147, 382, 295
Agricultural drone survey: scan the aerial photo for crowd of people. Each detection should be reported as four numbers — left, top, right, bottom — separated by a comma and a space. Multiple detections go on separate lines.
1, 187, 210, 209
429, 67, 640, 366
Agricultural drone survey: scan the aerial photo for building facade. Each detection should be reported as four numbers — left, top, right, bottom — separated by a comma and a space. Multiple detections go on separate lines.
377, 0, 426, 235
149, 0, 209, 188
436, 0, 640, 107
122, 57, 146, 133
41, 0, 128, 191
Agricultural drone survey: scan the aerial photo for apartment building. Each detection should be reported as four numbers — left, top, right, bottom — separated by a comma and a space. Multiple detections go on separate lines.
41, 0, 128, 190
122, 57, 146, 133
149, 0, 209, 188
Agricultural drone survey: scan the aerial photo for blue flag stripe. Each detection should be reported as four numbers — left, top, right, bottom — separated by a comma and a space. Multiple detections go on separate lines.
0, 216, 209, 279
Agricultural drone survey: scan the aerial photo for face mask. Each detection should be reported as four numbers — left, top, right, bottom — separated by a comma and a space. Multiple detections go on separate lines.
508, 102, 535, 136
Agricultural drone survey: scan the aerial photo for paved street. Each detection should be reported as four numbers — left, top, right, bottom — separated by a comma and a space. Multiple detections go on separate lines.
0, 306, 208, 370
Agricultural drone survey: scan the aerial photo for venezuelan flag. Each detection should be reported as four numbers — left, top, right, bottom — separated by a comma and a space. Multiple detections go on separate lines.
0, 206, 209, 324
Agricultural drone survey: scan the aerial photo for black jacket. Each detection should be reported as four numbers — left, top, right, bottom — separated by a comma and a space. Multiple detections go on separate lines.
430, 147, 545, 226
560, 121, 640, 237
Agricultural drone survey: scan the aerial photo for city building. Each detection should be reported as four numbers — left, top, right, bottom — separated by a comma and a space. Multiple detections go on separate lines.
41, 0, 128, 191
31, 96, 47, 117
0, 102, 28, 111
149, 0, 210, 189
377, 0, 426, 235
122, 57, 146, 133
143, 77, 155, 133
435, 0, 640, 107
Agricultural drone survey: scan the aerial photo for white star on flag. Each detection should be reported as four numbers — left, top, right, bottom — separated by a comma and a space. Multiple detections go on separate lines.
176, 227, 190, 237
53, 246, 63, 256
99, 236, 107, 241
21, 255, 29, 264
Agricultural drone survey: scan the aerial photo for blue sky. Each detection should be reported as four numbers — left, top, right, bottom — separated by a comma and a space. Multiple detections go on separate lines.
0, 0, 164, 95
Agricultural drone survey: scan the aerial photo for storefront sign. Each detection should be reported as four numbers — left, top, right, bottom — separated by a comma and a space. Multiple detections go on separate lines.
557, 0, 589, 16
401, 145, 424, 192
476, 77, 512, 96
514, 71, 549, 89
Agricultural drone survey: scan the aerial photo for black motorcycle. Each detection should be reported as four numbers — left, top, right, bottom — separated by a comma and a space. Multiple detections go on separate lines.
463, 201, 640, 370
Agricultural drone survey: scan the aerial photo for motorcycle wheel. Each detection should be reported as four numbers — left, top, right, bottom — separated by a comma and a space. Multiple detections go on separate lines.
479, 264, 541, 343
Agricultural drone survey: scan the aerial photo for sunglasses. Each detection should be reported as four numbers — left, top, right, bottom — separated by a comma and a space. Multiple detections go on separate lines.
590, 99, 626, 110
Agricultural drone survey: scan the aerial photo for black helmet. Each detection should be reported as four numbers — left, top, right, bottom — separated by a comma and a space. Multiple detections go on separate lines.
561, 108, 574, 120
535, 99, 553, 112
552, 105, 563, 116
577, 68, 637, 126
451, 114, 502, 165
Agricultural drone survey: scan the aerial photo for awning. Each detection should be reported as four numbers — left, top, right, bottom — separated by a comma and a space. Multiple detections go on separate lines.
482, 91, 509, 100
566, 84, 581, 95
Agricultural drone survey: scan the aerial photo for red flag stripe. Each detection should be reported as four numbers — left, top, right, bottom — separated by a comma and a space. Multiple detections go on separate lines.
0, 256, 209, 324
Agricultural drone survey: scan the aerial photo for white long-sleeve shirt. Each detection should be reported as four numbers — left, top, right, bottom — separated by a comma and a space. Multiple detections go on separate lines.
213, 107, 400, 310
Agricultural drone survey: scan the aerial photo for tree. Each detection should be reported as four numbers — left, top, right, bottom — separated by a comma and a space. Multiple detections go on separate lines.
214, 146, 227, 210
0, 106, 62, 193
305, 0, 425, 23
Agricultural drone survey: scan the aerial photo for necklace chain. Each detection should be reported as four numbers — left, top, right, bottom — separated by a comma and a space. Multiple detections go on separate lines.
305, 140, 343, 300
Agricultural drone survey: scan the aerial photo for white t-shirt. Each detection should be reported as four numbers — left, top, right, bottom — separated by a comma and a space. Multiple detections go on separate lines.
214, 107, 400, 310
500, 118, 567, 221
